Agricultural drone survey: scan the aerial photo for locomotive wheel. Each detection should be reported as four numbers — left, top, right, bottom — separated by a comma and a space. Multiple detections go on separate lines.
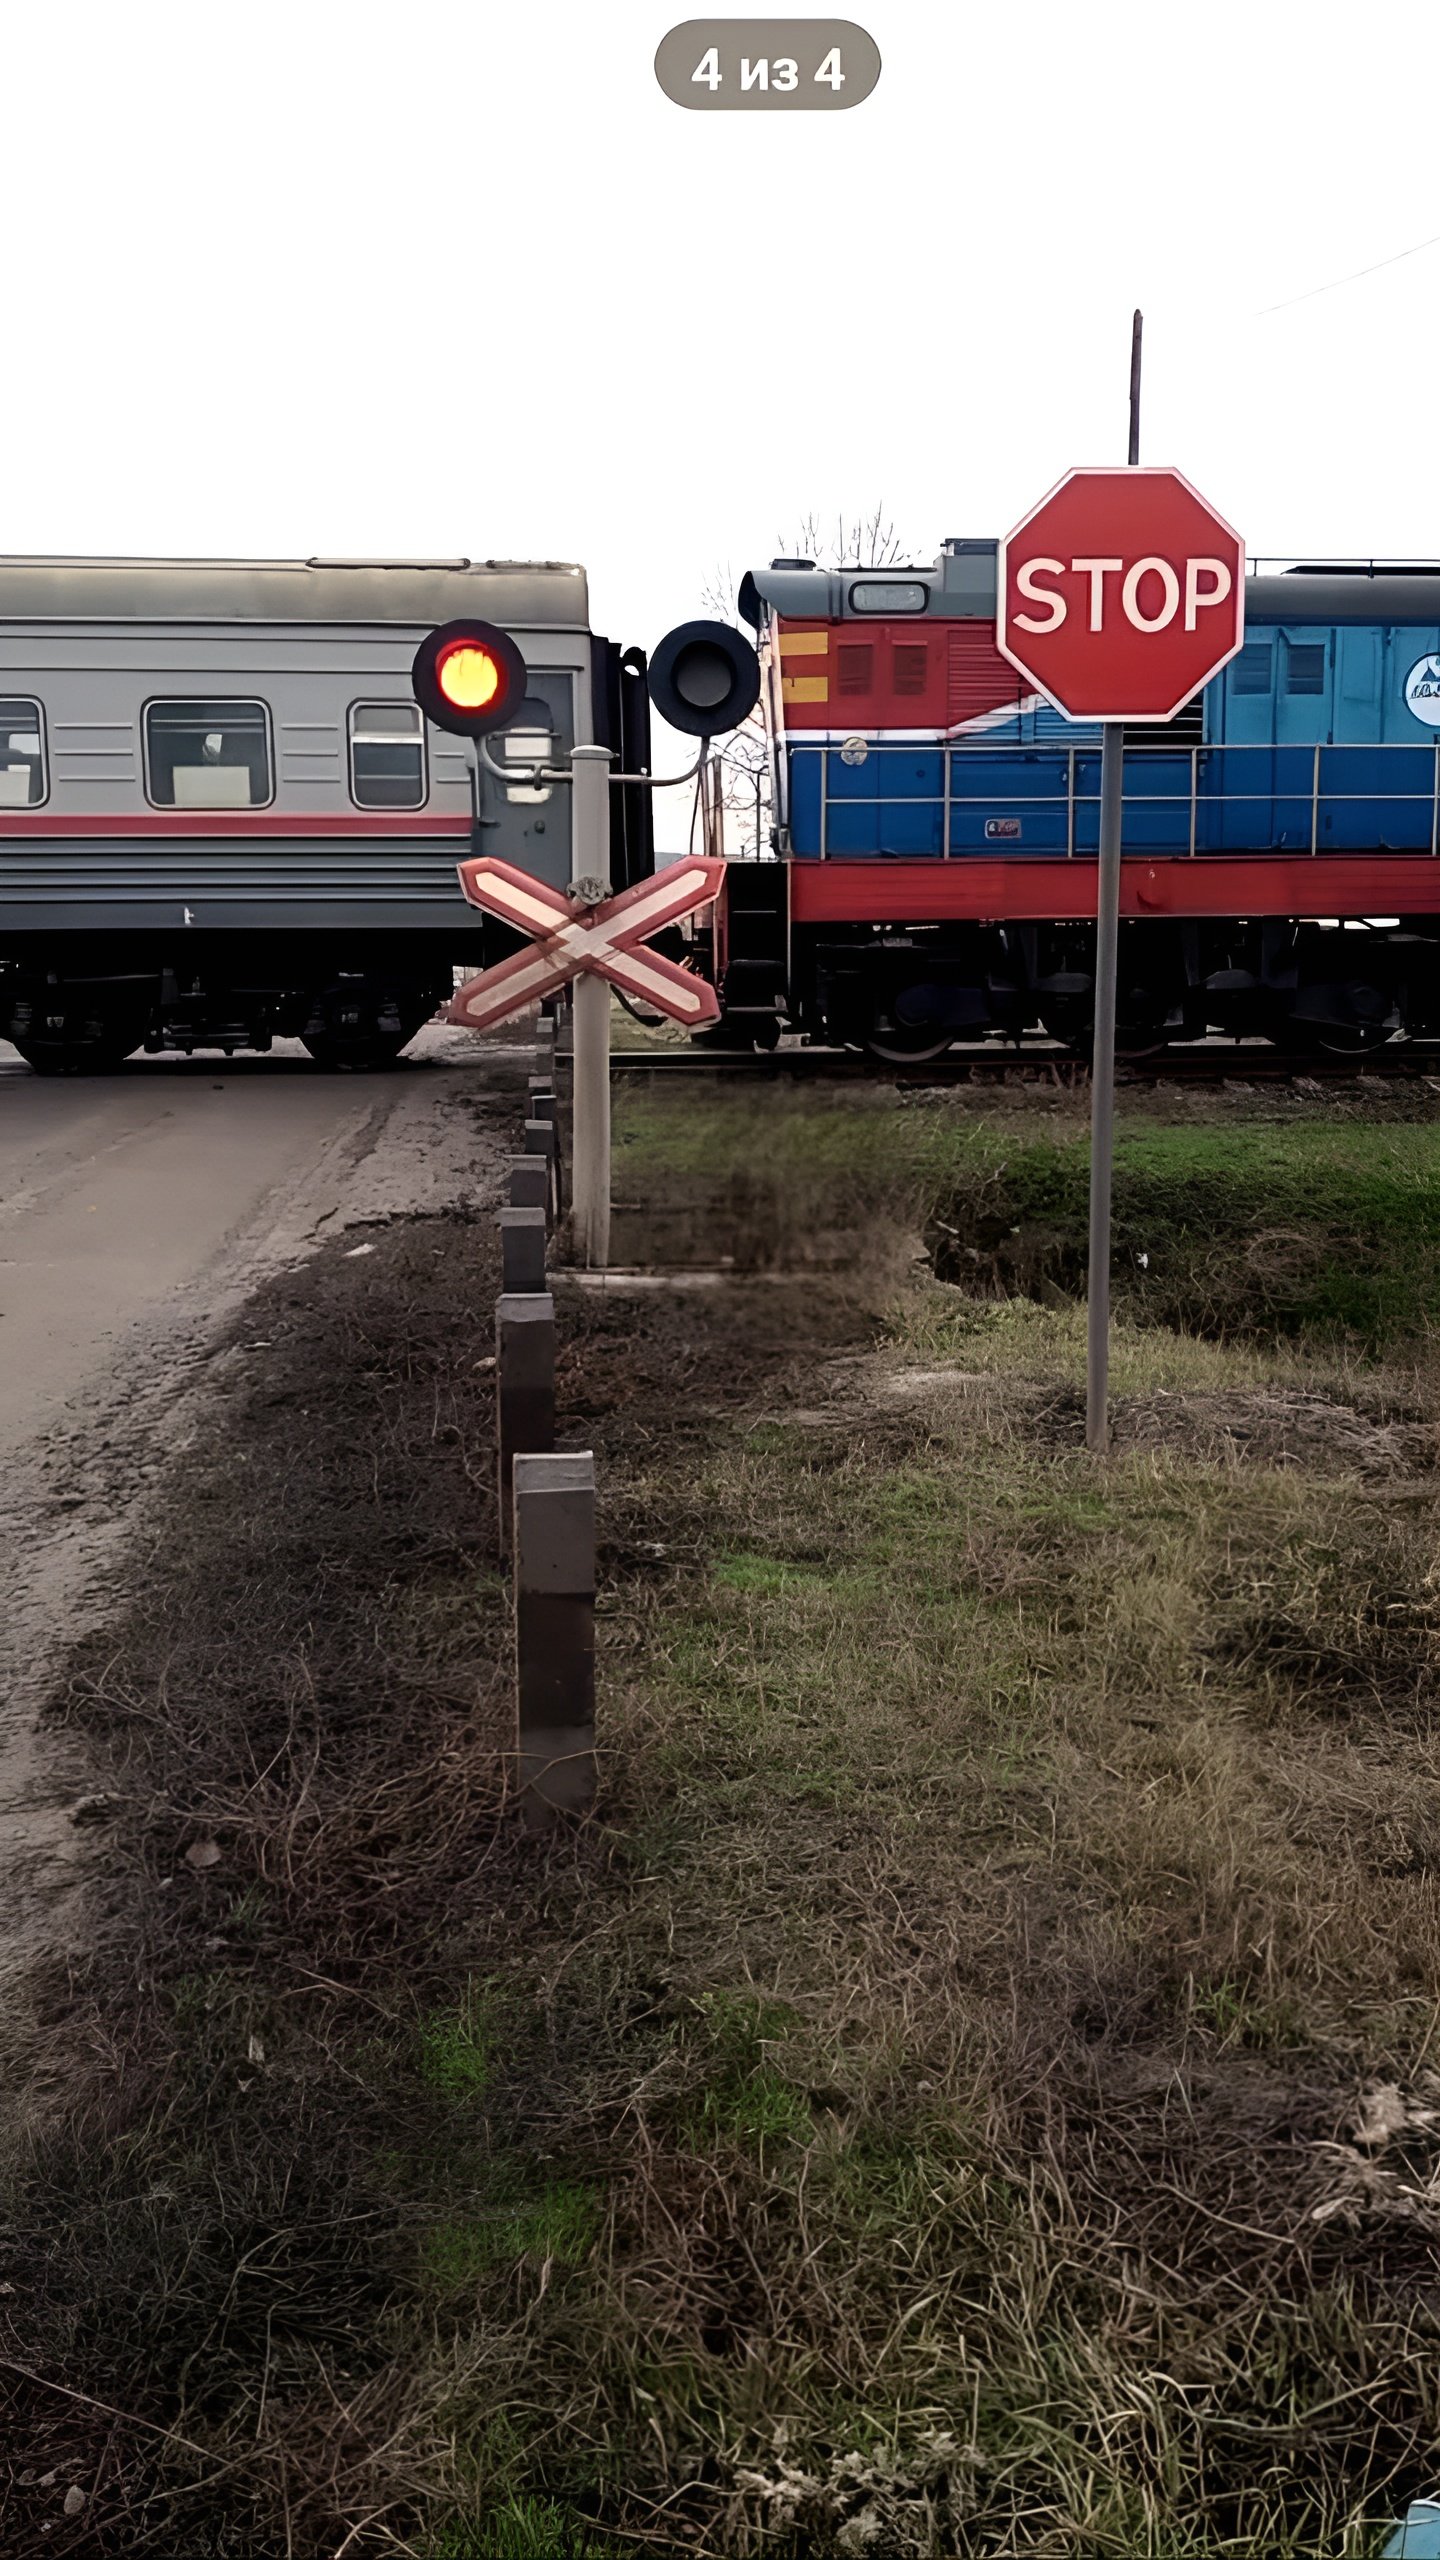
1307, 1022, 1402, 1059
865, 1025, 954, 1063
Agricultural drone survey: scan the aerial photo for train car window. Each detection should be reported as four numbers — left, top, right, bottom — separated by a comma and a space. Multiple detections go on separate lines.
837, 644, 874, 697
348, 701, 426, 808
1231, 644, 1274, 695
0, 697, 46, 806
1284, 642, 1327, 696
144, 700, 272, 808
892, 643, 929, 697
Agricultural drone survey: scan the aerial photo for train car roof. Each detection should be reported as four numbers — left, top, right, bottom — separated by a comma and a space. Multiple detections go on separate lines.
0, 557, 591, 627
741, 552, 1440, 630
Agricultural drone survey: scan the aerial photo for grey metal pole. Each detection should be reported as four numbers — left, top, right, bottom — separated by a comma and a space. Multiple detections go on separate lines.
1085, 305, 1143, 1456
570, 745, 612, 1269
1086, 722, 1124, 1453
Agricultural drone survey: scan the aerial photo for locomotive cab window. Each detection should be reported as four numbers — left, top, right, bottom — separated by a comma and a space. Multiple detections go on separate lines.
349, 701, 426, 809
145, 700, 272, 808
0, 698, 46, 806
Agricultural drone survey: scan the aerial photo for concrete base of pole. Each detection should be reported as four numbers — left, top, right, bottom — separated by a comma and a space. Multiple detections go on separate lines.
496, 1291, 555, 1557
513, 1449, 596, 1827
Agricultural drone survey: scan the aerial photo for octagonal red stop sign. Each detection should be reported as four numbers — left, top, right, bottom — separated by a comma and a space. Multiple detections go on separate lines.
997, 467, 1245, 722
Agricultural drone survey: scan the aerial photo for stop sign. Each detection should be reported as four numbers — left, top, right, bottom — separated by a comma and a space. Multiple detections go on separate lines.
997, 467, 1245, 722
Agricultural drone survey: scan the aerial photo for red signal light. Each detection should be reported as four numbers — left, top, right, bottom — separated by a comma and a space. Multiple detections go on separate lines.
436, 639, 503, 714
412, 618, 527, 737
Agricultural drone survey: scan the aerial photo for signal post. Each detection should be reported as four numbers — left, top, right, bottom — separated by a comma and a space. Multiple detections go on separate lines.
411, 611, 759, 1269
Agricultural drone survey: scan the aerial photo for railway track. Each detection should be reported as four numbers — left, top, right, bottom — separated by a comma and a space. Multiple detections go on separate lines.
609, 1039, 1440, 1087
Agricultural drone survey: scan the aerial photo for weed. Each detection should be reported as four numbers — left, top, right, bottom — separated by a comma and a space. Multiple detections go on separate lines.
423, 2180, 601, 2287
418, 1981, 501, 2101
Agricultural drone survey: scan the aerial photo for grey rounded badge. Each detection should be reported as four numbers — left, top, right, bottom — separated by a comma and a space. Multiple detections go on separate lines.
655, 20, 881, 109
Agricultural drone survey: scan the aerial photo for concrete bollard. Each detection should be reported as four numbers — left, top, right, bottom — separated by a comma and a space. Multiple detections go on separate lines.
528, 1078, 556, 1122
524, 1111, 561, 1222
509, 1155, 549, 1212
513, 1449, 596, 1825
496, 1292, 555, 1556
497, 1204, 547, 1296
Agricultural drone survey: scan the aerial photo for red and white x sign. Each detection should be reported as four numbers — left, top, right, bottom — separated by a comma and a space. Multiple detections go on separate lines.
446, 856, 725, 1032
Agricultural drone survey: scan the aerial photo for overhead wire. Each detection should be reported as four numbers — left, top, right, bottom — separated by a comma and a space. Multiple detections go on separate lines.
1256, 226, 1440, 316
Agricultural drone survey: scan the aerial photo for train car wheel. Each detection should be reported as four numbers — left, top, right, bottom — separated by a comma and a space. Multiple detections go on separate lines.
301, 1028, 413, 1070
11, 1036, 139, 1075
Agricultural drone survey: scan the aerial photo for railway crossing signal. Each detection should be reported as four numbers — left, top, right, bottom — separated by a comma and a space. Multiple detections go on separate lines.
414, 612, 759, 1269
645, 619, 760, 737
448, 856, 725, 1031
996, 468, 1245, 721
412, 618, 529, 736
998, 454, 1246, 1457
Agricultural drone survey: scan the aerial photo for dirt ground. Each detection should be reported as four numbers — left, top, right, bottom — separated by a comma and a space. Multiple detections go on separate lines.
4, 1058, 1440, 2558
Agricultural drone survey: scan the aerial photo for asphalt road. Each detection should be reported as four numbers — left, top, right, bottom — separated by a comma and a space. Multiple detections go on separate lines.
0, 1024, 512, 2031
0, 1037, 420, 1454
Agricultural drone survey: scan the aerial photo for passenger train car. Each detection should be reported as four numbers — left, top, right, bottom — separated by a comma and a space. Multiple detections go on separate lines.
0, 559, 652, 1070
724, 545, 1440, 1054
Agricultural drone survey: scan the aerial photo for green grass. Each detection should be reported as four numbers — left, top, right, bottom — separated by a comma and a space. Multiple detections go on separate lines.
417, 1981, 501, 2101
430, 2499, 624, 2558
423, 2180, 601, 2287
616, 1082, 1440, 1346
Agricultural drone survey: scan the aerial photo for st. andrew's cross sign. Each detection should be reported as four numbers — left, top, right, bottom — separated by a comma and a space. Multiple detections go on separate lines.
446, 856, 726, 1032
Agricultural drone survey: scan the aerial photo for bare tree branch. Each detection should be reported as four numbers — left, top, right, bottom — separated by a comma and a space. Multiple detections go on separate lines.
700, 506, 921, 854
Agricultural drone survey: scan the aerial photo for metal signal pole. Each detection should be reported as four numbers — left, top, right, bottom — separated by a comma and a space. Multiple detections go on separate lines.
1085, 309, 1142, 1455
570, 745, 613, 1270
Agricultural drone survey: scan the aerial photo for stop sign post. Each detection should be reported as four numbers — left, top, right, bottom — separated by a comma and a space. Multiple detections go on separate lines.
997, 468, 1245, 1453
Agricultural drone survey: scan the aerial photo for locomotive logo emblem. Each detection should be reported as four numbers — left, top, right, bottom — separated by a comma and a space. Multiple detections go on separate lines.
1405, 654, 1440, 727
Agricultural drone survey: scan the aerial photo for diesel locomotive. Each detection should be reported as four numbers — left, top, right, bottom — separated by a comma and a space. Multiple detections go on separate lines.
715, 545, 1440, 1056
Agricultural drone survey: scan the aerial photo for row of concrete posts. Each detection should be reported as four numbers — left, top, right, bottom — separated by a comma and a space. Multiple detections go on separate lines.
496, 1010, 597, 1830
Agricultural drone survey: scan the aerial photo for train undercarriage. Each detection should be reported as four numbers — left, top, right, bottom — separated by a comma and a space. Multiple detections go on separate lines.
707, 869, 1440, 1059
0, 935, 456, 1072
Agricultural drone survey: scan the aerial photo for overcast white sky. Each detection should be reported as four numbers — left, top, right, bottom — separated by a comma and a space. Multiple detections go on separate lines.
6, 1, 1436, 647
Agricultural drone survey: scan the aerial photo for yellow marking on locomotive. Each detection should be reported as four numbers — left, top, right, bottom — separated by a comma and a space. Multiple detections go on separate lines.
782, 676, 829, 703
777, 630, 829, 657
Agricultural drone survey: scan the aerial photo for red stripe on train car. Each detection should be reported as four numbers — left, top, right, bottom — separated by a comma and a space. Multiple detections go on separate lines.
0, 813, 473, 837
786, 857, 1440, 925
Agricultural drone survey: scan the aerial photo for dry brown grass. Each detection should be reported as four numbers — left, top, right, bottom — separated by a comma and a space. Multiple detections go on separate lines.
4, 1075, 1440, 2557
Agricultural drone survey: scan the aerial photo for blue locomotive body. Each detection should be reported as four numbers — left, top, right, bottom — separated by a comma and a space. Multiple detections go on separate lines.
766, 560, 1440, 863
726, 552, 1440, 1054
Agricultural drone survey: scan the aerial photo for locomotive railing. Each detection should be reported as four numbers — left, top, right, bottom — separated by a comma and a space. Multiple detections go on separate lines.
803, 737, 1440, 861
